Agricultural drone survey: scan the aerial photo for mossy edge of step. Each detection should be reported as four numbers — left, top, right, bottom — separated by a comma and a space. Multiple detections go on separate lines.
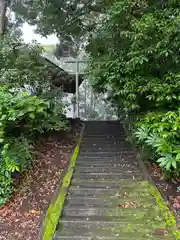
149, 182, 180, 239
39, 123, 85, 240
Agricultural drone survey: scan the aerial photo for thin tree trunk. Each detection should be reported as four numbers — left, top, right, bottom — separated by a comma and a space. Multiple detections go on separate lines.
0, 0, 7, 36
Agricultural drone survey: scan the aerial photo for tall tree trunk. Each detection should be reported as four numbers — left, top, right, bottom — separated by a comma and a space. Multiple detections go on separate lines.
0, 0, 7, 36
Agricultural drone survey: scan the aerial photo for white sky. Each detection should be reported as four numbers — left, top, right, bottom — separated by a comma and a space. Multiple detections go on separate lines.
22, 23, 59, 45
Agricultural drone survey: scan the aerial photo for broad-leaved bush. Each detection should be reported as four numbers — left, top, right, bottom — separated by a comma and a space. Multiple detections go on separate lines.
0, 33, 67, 205
87, 0, 180, 177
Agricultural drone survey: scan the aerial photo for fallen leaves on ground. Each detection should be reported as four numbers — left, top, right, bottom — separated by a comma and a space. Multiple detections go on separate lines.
0, 122, 80, 240
146, 162, 180, 220
118, 201, 136, 208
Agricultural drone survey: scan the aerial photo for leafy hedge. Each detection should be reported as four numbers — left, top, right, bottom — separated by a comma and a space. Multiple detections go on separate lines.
0, 88, 67, 205
87, 0, 180, 178
0, 33, 67, 206
0, 31, 49, 94
0, 89, 67, 205
135, 111, 180, 177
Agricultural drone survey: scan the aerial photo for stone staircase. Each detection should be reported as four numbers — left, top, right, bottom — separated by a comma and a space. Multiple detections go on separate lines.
54, 121, 175, 240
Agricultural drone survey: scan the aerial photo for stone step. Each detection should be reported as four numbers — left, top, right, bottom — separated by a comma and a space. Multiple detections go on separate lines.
81, 140, 126, 146
82, 135, 126, 139
84, 128, 122, 132
77, 155, 138, 162
80, 142, 122, 147
80, 149, 134, 154
83, 131, 125, 134
82, 134, 123, 139
74, 166, 141, 174
80, 146, 133, 152
58, 218, 168, 235
68, 184, 150, 198
62, 206, 162, 219
72, 172, 145, 180
81, 141, 126, 146
71, 178, 146, 188
82, 137, 125, 140
60, 215, 158, 223
76, 158, 138, 166
71, 179, 148, 188
66, 196, 156, 208
81, 141, 125, 145
83, 128, 122, 132
78, 154, 137, 161
55, 227, 168, 240
75, 161, 139, 168
83, 122, 123, 134
59, 215, 165, 224
79, 151, 135, 157
68, 187, 151, 198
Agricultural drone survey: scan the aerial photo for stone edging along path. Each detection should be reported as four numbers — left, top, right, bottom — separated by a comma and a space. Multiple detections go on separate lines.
138, 152, 180, 231
39, 122, 85, 240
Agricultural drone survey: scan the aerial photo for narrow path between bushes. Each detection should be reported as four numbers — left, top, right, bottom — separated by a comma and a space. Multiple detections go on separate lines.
54, 121, 178, 240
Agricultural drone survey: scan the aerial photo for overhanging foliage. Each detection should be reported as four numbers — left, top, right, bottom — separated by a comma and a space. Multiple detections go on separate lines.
87, 0, 180, 177
0, 32, 67, 205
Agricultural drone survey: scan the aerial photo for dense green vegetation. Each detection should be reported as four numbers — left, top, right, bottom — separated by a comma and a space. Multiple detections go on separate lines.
11, 0, 106, 43
87, 0, 180, 178
0, 0, 179, 207
0, 31, 67, 205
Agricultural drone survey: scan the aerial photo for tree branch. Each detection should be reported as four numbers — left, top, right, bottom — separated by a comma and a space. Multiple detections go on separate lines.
0, 0, 7, 36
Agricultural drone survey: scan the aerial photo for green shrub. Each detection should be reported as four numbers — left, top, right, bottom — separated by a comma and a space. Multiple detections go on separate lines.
0, 32, 67, 206
0, 88, 67, 206
0, 32, 49, 93
3, 136, 33, 172
0, 88, 67, 140
135, 111, 180, 177
87, 0, 180, 177
0, 138, 33, 205
0, 150, 13, 205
